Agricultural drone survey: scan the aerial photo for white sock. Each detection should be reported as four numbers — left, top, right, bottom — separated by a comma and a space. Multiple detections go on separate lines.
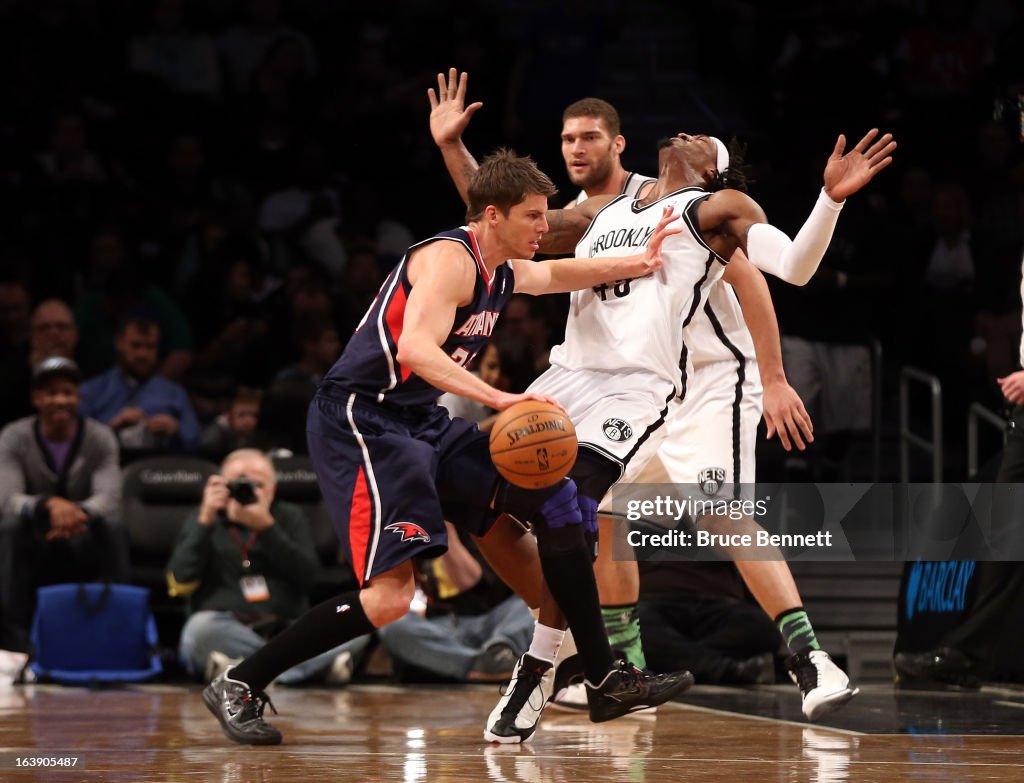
527, 622, 565, 663
554, 628, 577, 667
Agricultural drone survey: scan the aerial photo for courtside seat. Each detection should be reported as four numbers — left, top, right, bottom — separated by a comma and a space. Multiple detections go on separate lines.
121, 455, 219, 653
272, 455, 358, 601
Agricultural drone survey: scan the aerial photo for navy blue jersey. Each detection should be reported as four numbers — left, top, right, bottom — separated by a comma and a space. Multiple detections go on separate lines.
321, 227, 516, 408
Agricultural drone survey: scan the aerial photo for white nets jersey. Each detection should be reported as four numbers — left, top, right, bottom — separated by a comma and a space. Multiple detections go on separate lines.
686, 281, 757, 372
548, 187, 728, 395
574, 172, 655, 206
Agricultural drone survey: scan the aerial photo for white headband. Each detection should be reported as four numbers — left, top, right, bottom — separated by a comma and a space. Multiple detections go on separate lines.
709, 136, 729, 172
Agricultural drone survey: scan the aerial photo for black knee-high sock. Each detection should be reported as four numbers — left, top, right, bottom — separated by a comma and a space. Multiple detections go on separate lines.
533, 521, 614, 683
230, 591, 375, 692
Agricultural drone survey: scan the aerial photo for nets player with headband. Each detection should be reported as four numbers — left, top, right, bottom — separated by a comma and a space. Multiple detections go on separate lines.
428, 68, 895, 738
201, 144, 695, 746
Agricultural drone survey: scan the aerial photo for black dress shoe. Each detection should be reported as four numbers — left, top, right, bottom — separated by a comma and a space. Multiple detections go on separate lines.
893, 647, 982, 691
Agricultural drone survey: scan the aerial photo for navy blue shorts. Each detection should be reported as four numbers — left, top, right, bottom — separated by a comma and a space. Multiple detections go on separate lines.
307, 393, 500, 585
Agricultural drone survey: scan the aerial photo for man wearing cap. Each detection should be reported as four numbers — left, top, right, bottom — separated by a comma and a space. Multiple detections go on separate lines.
0, 357, 128, 652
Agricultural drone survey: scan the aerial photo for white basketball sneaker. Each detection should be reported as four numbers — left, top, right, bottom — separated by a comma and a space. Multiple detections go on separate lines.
484, 654, 554, 744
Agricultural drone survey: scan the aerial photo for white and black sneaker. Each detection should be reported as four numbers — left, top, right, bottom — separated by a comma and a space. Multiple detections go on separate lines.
787, 648, 859, 721
484, 654, 554, 744
203, 667, 282, 745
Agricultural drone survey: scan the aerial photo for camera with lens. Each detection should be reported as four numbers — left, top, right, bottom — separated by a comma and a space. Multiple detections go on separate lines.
225, 476, 259, 505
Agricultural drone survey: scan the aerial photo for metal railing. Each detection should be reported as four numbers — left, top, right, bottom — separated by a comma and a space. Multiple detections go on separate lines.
967, 402, 1008, 477
869, 339, 883, 482
899, 366, 943, 483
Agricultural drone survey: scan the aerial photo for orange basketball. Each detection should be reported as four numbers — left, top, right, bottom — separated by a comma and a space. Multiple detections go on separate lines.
489, 400, 578, 489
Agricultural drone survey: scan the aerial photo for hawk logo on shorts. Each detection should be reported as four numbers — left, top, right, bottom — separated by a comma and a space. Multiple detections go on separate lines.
602, 418, 633, 443
697, 467, 726, 497
385, 522, 431, 544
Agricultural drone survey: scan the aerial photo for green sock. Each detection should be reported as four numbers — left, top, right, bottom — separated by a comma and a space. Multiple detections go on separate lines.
601, 604, 646, 669
775, 607, 820, 655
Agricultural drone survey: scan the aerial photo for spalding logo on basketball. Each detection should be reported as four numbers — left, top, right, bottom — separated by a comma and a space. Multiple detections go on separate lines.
602, 418, 633, 443
489, 400, 578, 489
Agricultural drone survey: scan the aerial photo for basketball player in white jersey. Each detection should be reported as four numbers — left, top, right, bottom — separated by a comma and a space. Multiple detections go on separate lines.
428, 70, 895, 738
537, 92, 837, 717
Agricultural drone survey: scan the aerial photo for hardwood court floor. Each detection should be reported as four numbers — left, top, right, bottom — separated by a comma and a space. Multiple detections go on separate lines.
2, 682, 1023, 782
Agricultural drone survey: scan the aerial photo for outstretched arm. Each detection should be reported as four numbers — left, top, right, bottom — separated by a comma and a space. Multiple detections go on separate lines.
397, 243, 566, 412
428, 68, 481, 207
723, 254, 813, 450
512, 206, 680, 295
703, 129, 896, 285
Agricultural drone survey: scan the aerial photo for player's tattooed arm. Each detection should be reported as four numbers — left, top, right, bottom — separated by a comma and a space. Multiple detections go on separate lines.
538, 196, 615, 254
428, 68, 482, 206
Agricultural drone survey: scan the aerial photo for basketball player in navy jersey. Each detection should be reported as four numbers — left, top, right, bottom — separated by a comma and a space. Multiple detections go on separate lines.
201, 147, 695, 746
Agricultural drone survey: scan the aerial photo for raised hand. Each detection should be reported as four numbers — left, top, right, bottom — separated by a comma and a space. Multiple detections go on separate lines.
823, 128, 896, 202
428, 67, 483, 147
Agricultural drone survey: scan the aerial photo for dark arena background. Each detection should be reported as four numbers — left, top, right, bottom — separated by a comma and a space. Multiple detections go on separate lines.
0, 1, 1023, 781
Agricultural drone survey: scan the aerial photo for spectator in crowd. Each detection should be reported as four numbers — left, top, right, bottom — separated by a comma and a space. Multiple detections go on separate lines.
0, 298, 80, 427
0, 358, 127, 653
438, 341, 502, 430
273, 313, 341, 390
74, 228, 194, 380
377, 522, 533, 683
201, 388, 262, 463
29, 299, 78, 368
167, 449, 361, 684
79, 316, 201, 455
636, 560, 780, 685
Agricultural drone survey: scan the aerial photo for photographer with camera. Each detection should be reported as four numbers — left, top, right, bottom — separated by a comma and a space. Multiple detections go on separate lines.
168, 449, 365, 684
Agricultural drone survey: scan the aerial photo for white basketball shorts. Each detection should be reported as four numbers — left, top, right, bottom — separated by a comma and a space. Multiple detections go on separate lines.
528, 365, 676, 481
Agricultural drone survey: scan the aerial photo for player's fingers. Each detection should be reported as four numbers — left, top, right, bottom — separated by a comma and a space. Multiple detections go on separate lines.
529, 393, 567, 415
869, 156, 895, 175
447, 67, 458, 98
437, 71, 448, 99
786, 417, 806, 451
832, 134, 846, 158
465, 101, 483, 117
852, 128, 878, 153
776, 418, 793, 451
456, 70, 468, 101
864, 132, 893, 159
868, 140, 897, 167
427, 87, 438, 110
764, 413, 776, 440
800, 408, 815, 440
791, 409, 814, 446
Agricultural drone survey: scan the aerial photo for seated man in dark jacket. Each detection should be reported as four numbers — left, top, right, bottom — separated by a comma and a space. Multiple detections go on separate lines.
0, 357, 127, 652
168, 449, 365, 684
